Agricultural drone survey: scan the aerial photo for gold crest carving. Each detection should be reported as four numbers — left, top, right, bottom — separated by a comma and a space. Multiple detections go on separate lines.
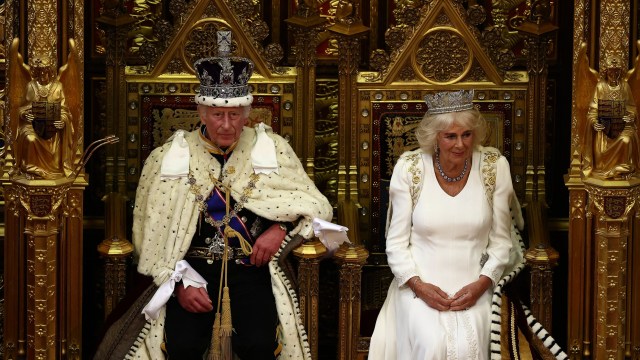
29, 194, 52, 217
604, 196, 626, 219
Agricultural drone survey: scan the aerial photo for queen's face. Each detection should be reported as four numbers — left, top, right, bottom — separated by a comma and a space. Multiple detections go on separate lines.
437, 122, 474, 166
198, 105, 247, 147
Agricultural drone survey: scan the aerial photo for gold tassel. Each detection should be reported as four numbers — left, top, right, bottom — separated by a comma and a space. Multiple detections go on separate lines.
207, 312, 222, 360
224, 226, 253, 256
220, 286, 233, 360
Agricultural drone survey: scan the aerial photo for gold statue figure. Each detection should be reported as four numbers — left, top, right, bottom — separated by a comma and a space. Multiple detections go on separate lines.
576, 42, 640, 180
8, 38, 81, 180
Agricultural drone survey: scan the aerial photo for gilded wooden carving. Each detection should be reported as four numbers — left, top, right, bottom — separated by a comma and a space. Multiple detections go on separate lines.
585, 181, 639, 360
570, 2, 640, 351
334, 244, 368, 360
576, 41, 640, 180
414, 28, 471, 84
27, 0, 57, 61
599, 0, 630, 70
8, 38, 82, 180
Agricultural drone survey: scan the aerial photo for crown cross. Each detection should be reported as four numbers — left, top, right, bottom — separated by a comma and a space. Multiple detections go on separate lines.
217, 31, 232, 57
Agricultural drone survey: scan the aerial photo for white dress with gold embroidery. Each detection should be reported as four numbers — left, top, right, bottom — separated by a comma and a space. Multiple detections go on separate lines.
375, 149, 513, 360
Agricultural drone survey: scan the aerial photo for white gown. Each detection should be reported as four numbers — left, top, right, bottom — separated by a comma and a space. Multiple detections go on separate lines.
370, 149, 513, 360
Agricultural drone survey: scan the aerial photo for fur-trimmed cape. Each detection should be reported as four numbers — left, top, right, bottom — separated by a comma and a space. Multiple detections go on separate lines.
127, 125, 333, 359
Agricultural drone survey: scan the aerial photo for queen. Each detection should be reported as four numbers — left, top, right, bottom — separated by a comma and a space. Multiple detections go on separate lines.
369, 89, 521, 359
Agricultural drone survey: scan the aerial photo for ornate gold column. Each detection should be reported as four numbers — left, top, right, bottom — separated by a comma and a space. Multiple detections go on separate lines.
4, 177, 85, 360
516, 0, 559, 330
568, 0, 592, 356
21, 181, 64, 360
3, 0, 88, 358
566, 153, 592, 359
584, 179, 639, 360
96, 2, 135, 194
97, 192, 133, 319
524, 244, 559, 330
327, 1, 368, 202
3, 185, 26, 359
591, 4, 634, 358
334, 243, 368, 360
285, 2, 326, 179
630, 210, 640, 359
95, 3, 135, 320
63, 183, 85, 359
569, 0, 639, 358
27, 0, 57, 61
598, 0, 630, 69
293, 240, 326, 360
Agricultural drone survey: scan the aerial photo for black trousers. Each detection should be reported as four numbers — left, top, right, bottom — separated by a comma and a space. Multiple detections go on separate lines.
164, 259, 278, 360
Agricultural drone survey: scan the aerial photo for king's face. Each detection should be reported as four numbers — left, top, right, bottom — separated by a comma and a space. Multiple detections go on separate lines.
199, 105, 248, 147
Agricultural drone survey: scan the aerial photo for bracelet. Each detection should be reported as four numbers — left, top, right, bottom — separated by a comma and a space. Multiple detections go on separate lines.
409, 277, 420, 298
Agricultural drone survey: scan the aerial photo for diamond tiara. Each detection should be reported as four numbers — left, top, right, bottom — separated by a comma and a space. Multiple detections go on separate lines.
424, 90, 475, 115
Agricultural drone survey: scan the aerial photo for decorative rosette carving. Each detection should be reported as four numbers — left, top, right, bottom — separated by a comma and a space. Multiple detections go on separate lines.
434, 13, 452, 27
228, 0, 256, 20
264, 43, 284, 65
467, 4, 487, 26
494, 49, 516, 70
168, 0, 188, 20
249, 19, 270, 42
167, 57, 185, 74
415, 29, 470, 83
399, 66, 416, 81
385, 25, 410, 52
369, 49, 390, 73
138, 41, 162, 65
464, 61, 489, 82
394, 6, 422, 27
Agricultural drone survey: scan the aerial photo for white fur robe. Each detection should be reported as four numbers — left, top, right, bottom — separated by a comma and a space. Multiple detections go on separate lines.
129, 125, 333, 359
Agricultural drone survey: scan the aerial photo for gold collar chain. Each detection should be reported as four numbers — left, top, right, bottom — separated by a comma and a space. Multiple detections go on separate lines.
188, 169, 260, 229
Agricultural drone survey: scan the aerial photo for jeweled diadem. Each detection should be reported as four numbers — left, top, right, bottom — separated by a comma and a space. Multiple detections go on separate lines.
424, 90, 475, 115
194, 31, 254, 107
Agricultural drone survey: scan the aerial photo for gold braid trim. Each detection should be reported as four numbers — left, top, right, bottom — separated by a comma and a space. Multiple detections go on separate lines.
481, 147, 500, 208
404, 151, 423, 210
406, 147, 500, 210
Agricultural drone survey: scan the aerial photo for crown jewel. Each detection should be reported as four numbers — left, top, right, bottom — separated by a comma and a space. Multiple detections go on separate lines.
424, 90, 475, 115
194, 31, 254, 107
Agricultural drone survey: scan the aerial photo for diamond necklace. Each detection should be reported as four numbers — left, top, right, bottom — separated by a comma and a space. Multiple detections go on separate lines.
435, 151, 468, 182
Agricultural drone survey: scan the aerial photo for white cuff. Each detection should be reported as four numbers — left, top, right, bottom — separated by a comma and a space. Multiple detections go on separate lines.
312, 218, 350, 256
142, 260, 207, 321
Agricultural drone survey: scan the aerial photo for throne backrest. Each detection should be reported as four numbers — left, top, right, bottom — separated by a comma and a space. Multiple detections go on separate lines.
357, 89, 528, 255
